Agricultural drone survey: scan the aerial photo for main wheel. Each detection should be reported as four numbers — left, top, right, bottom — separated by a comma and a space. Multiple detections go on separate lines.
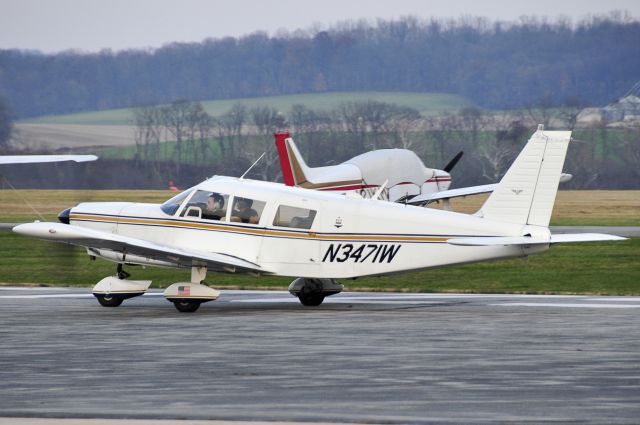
95, 294, 123, 307
173, 300, 201, 313
298, 293, 325, 306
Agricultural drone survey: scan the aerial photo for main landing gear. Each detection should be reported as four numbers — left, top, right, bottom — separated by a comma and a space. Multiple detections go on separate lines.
288, 278, 344, 307
163, 266, 220, 313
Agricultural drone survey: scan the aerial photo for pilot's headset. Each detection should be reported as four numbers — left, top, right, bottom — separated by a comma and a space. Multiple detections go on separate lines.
209, 193, 224, 210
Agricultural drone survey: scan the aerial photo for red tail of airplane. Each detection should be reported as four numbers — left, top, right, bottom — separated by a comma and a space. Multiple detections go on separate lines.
274, 131, 295, 186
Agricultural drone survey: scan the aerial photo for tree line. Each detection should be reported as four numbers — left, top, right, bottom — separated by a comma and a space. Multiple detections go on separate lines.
125, 99, 639, 190
1, 13, 639, 118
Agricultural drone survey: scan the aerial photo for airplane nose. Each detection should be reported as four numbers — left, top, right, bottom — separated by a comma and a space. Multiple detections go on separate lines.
58, 208, 71, 224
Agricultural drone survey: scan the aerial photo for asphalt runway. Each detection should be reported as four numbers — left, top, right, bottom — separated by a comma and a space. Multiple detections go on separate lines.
1, 288, 640, 424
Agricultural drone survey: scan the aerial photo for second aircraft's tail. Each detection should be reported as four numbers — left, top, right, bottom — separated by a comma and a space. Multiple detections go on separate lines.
275, 131, 312, 186
478, 125, 571, 227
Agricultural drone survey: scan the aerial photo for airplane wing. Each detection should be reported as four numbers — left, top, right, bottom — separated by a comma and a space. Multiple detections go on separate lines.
0, 155, 98, 165
13, 222, 270, 274
447, 233, 627, 246
402, 184, 497, 205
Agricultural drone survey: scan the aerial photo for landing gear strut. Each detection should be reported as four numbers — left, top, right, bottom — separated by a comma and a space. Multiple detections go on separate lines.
116, 264, 130, 280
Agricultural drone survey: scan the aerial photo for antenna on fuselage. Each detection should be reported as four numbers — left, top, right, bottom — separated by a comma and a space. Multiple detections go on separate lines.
240, 152, 266, 180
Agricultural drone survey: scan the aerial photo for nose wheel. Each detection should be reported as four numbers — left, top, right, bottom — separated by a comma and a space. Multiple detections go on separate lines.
95, 293, 124, 307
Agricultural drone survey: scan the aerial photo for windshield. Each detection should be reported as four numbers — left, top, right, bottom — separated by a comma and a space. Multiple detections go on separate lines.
160, 189, 193, 216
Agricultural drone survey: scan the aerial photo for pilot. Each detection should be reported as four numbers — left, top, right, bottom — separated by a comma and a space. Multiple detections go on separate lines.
231, 197, 259, 224
202, 193, 226, 221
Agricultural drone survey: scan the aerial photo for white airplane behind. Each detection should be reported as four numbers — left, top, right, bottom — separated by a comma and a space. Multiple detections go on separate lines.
0, 155, 97, 165
275, 132, 572, 207
13, 126, 623, 312
275, 131, 463, 202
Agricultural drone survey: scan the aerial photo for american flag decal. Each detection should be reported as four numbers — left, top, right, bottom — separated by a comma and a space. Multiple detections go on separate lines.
178, 285, 190, 296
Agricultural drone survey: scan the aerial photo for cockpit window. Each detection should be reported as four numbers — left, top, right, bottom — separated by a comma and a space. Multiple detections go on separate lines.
180, 190, 230, 221
230, 197, 266, 225
160, 189, 192, 216
272, 205, 317, 230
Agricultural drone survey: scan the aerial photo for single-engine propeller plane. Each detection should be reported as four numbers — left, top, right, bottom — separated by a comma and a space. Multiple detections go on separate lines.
275, 131, 465, 202
275, 131, 572, 207
14, 125, 624, 312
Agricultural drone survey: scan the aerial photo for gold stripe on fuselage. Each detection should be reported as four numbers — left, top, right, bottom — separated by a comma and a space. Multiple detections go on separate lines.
69, 213, 449, 243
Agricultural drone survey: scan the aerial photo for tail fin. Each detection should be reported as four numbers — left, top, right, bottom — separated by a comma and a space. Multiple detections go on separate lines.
274, 131, 311, 186
478, 125, 571, 227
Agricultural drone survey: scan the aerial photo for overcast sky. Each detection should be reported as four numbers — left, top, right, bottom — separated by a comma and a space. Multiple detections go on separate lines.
1, 0, 639, 53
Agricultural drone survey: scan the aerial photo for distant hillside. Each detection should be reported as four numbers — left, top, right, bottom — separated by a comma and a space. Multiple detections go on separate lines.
21, 92, 471, 125
2, 15, 639, 118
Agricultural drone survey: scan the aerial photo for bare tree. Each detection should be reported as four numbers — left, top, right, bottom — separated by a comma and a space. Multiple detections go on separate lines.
162, 100, 196, 174
557, 96, 587, 131
216, 103, 246, 159
0, 96, 13, 149
479, 120, 528, 182
133, 105, 164, 173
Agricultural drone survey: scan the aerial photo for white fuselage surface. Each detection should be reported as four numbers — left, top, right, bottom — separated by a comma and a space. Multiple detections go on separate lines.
69, 176, 545, 279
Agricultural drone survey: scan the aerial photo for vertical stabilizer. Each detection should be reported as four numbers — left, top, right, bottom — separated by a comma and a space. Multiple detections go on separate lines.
479, 125, 571, 227
274, 131, 311, 186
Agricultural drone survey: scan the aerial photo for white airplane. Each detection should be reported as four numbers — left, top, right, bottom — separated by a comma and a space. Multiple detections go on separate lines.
275, 131, 464, 202
13, 125, 623, 312
275, 131, 572, 207
0, 155, 97, 165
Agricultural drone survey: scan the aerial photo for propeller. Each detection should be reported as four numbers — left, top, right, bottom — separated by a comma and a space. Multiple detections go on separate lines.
443, 151, 464, 173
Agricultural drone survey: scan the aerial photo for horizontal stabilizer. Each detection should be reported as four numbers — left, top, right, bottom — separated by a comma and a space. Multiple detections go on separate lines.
447, 233, 627, 246
405, 184, 496, 205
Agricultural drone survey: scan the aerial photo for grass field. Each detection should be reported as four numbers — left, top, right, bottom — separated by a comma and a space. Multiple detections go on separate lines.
0, 232, 636, 294
21, 92, 473, 126
2, 190, 637, 225
0, 189, 637, 293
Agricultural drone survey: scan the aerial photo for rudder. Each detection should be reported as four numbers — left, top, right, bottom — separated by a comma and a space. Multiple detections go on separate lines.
478, 125, 571, 227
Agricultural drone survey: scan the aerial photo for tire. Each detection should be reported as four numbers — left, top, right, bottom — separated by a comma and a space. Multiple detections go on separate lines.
173, 300, 201, 313
298, 293, 325, 306
95, 294, 123, 307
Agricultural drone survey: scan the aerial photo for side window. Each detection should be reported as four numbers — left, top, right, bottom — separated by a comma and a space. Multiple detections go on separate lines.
273, 205, 317, 230
180, 190, 229, 221
230, 197, 266, 225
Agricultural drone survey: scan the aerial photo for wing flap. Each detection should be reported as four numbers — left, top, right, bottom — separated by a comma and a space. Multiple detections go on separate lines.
13, 222, 269, 274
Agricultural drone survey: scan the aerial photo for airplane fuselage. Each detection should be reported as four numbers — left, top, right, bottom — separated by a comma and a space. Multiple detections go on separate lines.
68, 177, 548, 279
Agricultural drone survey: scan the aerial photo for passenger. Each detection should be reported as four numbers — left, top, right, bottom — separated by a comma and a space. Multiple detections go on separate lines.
231, 197, 259, 224
202, 193, 226, 221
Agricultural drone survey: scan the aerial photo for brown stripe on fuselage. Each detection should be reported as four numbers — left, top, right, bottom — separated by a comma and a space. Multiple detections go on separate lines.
69, 213, 449, 243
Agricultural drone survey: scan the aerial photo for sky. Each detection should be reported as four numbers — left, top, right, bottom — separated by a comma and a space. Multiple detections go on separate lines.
1, 0, 639, 53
